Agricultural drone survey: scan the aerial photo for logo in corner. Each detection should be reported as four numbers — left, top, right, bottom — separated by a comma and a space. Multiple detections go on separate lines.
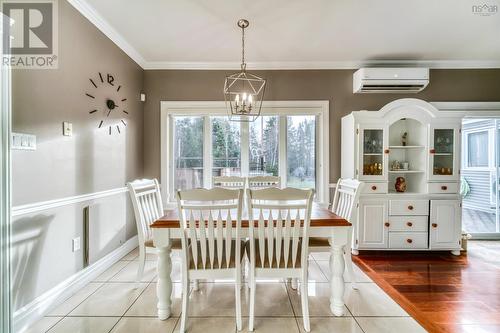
1, 0, 58, 69
472, 3, 498, 16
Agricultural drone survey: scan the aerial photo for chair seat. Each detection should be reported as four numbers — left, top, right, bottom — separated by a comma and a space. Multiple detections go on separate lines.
189, 240, 245, 270
144, 238, 182, 250
308, 237, 330, 247
246, 239, 302, 268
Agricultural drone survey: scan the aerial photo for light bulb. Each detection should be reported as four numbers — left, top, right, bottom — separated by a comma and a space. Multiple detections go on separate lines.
242, 92, 247, 103
248, 94, 253, 105
235, 94, 239, 106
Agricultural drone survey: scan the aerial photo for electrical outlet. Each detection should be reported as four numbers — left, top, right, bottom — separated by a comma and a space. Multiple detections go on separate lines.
72, 237, 81, 252
63, 122, 73, 136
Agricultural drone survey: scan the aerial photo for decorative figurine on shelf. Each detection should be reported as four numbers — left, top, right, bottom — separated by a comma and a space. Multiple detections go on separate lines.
391, 160, 400, 171
395, 177, 407, 192
402, 132, 408, 146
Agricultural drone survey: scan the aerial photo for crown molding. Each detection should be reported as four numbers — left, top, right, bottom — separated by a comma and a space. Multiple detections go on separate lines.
67, 0, 146, 68
144, 60, 500, 70
67, 1, 500, 71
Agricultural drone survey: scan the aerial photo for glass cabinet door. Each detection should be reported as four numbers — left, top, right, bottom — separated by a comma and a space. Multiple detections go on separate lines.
429, 126, 459, 180
359, 127, 387, 180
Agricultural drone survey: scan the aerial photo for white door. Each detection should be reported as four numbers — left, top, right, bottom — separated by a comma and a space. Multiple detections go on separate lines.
358, 199, 389, 249
428, 124, 460, 181
358, 124, 389, 181
430, 200, 461, 249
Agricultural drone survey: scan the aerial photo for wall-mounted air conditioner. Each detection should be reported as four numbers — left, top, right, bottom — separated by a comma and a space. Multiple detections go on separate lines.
353, 68, 429, 93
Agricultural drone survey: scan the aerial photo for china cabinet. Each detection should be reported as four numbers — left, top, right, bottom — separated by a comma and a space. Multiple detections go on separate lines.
342, 98, 463, 255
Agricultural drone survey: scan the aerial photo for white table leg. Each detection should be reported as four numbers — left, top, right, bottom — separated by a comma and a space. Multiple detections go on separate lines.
157, 245, 172, 319
330, 244, 345, 316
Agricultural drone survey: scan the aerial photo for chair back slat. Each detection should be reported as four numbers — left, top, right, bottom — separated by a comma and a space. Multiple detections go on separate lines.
127, 179, 164, 245
331, 179, 364, 223
248, 176, 281, 189
213, 176, 246, 189
247, 187, 314, 269
176, 188, 243, 272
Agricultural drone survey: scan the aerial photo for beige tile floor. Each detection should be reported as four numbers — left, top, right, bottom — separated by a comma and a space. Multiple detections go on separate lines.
23, 248, 427, 333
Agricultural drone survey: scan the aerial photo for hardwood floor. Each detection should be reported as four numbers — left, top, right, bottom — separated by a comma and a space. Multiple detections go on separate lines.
353, 241, 500, 333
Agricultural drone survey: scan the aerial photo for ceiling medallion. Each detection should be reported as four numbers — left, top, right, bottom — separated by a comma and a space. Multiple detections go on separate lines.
224, 19, 266, 122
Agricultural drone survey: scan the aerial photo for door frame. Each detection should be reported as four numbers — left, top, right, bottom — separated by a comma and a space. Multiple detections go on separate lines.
431, 102, 500, 240
0, 12, 12, 333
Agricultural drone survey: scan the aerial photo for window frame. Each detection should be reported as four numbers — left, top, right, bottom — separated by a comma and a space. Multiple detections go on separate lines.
161, 101, 329, 206
463, 128, 494, 171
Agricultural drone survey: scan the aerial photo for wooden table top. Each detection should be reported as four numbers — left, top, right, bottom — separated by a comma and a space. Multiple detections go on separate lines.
151, 203, 350, 228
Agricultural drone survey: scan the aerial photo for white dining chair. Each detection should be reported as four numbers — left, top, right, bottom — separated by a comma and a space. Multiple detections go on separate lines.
213, 175, 247, 189
246, 187, 314, 332
308, 178, 364, 289
176, 187, 245, 333
247, 175, 281, 189
127, 179, 181, 283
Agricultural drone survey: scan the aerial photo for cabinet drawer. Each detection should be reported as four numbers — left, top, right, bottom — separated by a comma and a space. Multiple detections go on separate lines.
389, 232, 428, 249
390, 200, 429, 216
428, 182, 458, 194
388, 216, 428, 232
362, 182, 388, 194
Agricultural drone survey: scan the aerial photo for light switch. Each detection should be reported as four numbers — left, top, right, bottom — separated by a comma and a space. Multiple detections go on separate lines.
11, 133, 36, 150
63, 122, 73, 136
72, 237, 81, 252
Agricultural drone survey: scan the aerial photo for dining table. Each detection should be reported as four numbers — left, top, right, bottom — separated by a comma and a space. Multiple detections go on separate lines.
151, 203, 351, 320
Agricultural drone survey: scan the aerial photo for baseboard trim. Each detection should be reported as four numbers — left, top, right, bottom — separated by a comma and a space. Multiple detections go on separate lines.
13, 235, 138, 333
12, 187, 128, 217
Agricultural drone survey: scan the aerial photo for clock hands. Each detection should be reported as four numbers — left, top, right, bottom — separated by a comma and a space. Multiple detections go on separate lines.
86, 74, 127, 135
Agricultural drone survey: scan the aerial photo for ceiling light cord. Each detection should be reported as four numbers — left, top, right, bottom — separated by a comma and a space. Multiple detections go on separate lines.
241, 24, 246, 72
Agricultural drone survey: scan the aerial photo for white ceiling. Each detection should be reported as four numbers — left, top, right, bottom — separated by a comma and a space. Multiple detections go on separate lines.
70, 0, 500, 69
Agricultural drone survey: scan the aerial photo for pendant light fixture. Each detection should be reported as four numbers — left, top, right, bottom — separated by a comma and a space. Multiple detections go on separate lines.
224, 19, 266, 122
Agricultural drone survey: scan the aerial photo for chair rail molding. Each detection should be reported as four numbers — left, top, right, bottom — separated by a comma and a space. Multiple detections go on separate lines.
12, 187, 128, 217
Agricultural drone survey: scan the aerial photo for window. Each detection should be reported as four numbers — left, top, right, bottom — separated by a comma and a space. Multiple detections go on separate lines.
249, 116, 279, 176
287, 115, 315, 189
163, 101, 329, 204
212, 117, 241, 177
467, 131, 489, 167
173, 116, 204, 190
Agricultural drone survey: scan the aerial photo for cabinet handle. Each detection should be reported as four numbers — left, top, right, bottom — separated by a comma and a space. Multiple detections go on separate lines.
432, 223, 438, 228
384, 149, 390, 154
408, 205, 414, 210
406, 239, 413, 244
384, 222, 390, 227
430, 149, 436, 154
371, 185, 377, 191
406, 222, 413, 227
441, 185, 448, 190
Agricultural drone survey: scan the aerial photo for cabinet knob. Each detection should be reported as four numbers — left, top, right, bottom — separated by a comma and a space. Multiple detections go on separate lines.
441, 186, 448, 190
371, 185, 377, 191
384, 222, 390, 227
432, 223, 438, 228
407, 222, 413, 227
430, 149, 436, 154
406, 239, 413, 244
408, 205, 414, 210
384, 149, 390, 154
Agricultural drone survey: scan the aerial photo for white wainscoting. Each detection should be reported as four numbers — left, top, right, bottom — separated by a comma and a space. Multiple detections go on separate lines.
13, 235, 138, 333
11, 187, 136, 332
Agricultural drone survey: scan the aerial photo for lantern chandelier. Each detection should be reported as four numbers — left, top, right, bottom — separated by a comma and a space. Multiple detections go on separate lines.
224, 19, 266, 122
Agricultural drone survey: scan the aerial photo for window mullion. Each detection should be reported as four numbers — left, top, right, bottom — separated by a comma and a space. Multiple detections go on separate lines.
204, 115, 212, 188
279, 115, 287, 186
241, 121, 249, 176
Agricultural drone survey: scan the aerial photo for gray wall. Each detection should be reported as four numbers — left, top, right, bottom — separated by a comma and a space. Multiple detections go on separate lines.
11, 1, 143, 310
143, 69, 500, 182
